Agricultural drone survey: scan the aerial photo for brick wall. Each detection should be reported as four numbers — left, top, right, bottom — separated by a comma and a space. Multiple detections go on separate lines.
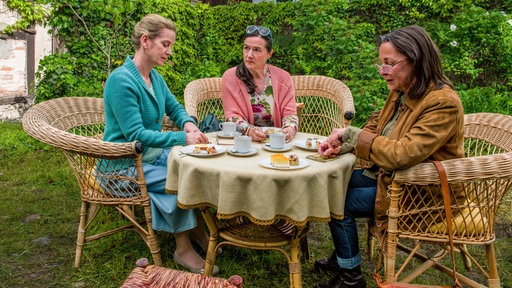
0, 4, 53, 121
0, 37, 27, 98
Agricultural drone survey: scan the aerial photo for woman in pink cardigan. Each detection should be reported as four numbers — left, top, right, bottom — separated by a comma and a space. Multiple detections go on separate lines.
221, 25, 298, 142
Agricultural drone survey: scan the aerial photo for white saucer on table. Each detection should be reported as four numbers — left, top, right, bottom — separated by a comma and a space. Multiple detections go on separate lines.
262, 143, 293, 152
227, 147, 258, 157
294, 139, 325, 151
216, 131, 242, 138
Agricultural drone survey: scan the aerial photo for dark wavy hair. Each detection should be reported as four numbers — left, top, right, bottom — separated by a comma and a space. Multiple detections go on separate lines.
380, 25, 453, 99
235, 28, 274, 94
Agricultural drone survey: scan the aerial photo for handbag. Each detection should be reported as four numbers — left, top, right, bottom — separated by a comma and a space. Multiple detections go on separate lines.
373, 161, 462, 288
198, 113, 221, 133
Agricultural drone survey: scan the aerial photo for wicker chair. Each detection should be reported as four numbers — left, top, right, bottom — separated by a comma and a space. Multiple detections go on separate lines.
184, 75, 355, 136
121, 258, 243, 288
22, 97, 162, 268
375, 112, 512, 287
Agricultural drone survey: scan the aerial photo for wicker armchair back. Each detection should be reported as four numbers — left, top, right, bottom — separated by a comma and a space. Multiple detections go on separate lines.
184, 75, 355, 137
22, 97, 162, 268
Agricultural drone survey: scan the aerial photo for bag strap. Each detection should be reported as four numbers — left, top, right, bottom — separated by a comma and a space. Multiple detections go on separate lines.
433, 161, 462, 288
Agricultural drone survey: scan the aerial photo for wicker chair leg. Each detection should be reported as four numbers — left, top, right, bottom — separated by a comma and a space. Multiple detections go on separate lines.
458, 244, 472, 271
367, 232, 375, 259
289, 236, 302, 288
486, 243, 500, 288
74, 201, 89, 268
140, 205, 162, 266
201, 209, 220, 276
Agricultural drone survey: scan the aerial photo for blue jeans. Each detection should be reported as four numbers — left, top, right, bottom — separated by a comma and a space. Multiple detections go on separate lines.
329, 169, 377, 269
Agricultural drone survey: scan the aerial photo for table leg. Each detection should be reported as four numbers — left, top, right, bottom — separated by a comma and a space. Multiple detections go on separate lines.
289, 225, 308, 288
200, 208, 219, 276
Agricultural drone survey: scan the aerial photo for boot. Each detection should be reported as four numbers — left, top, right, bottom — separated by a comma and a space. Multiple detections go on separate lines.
316, 265, 366, 288
314, 251, 342, 273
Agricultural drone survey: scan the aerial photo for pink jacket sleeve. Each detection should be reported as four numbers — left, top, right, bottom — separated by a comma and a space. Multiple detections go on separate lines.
221, 65, 296, 128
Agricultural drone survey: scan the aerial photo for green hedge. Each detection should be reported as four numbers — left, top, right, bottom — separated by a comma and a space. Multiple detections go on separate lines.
35, 0, 512, 126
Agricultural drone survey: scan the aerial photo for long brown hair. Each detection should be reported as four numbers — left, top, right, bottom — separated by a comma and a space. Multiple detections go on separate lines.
380, 25, 453, 99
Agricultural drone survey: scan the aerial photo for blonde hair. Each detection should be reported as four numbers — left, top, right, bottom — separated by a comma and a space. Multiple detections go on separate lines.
131, 14, 176, 49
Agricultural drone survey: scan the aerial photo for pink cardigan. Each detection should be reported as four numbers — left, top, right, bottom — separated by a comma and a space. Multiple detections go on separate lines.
221, 65, 297, 128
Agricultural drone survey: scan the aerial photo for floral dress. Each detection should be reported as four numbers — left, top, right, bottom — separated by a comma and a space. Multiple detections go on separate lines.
228, 67, 299, 135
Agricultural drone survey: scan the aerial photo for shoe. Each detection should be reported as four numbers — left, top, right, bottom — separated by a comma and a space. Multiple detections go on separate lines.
316, 265, 366, 288
191, 234, 223, 254
173, 251, 220, 276
314, 251, 342, 273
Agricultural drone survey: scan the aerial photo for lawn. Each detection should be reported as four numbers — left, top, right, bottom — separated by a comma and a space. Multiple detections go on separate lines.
1, 121, 511, 287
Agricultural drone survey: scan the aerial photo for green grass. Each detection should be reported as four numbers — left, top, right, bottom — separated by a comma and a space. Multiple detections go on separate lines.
1, 121, 511, 287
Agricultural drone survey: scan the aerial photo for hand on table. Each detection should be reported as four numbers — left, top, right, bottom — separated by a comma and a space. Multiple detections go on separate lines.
318, 127, 346, 158
183, 122, 208, 144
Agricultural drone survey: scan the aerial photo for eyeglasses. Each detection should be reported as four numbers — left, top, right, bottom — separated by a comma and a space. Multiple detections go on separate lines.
375, 58, 407, 74
246, 25, 273, 39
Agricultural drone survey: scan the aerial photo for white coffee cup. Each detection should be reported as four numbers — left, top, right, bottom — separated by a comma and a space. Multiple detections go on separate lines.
219, 122, 236, 135
234, 135, 252, 153
269, 132, 286, 149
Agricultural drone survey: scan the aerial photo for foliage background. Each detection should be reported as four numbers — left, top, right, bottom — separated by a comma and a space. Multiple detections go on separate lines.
2, 1, 512, 287
5, 0, 512, 126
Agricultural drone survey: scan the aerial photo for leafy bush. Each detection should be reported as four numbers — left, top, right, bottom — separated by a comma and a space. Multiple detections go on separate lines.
16, 0, 512, 126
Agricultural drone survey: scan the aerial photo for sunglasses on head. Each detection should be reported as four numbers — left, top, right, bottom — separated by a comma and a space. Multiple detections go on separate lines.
246, 25, 272, 38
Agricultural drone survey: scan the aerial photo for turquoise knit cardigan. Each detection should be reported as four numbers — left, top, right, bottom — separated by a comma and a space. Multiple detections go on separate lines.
103, 56, 195, 160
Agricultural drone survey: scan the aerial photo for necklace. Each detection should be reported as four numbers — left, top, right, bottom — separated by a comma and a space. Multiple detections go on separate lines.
256, 66, 269, 95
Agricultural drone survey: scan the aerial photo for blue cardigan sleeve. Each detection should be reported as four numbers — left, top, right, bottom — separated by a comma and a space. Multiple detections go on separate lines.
103, 65, 190, 148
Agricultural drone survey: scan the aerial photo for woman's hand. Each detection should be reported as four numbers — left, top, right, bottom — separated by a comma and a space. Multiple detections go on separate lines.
281, 126, 296, 142
318, 128, 345, 158
248, 126, 266, 142
186, 130, 208, 145
183, 122, 208, 144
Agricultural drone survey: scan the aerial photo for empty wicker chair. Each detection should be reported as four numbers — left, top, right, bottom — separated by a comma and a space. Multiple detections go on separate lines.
22, 97, 162, 268
375, 112, 512, 287
183, 75, 355, 136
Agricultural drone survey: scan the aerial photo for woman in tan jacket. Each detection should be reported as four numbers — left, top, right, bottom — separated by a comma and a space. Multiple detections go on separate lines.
314, 25, 465, 288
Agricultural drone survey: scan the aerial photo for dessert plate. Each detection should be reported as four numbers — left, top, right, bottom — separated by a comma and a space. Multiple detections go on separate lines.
294, 139, 325, 151
262, 143, 293, 152
227, 147, 258, 157
180, 145, 226, 157
216, 131, 242, 138
258, 158, 309, 170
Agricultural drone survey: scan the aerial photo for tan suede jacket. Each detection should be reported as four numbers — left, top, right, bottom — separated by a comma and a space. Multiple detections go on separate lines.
355, 85, 465, 230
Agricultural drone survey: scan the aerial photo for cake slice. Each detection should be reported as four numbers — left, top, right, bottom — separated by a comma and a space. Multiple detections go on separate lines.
270, 153, 290, 168
193, 144, 208, 154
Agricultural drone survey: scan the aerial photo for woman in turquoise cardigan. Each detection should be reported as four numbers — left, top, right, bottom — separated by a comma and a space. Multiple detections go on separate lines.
103, 14, 218, 275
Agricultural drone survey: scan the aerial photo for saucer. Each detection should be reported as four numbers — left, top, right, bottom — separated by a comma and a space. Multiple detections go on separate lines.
262, 143, 293, 152
216, 131, 242, 138
294, 139, 325, 151
227, 147, 258, 157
